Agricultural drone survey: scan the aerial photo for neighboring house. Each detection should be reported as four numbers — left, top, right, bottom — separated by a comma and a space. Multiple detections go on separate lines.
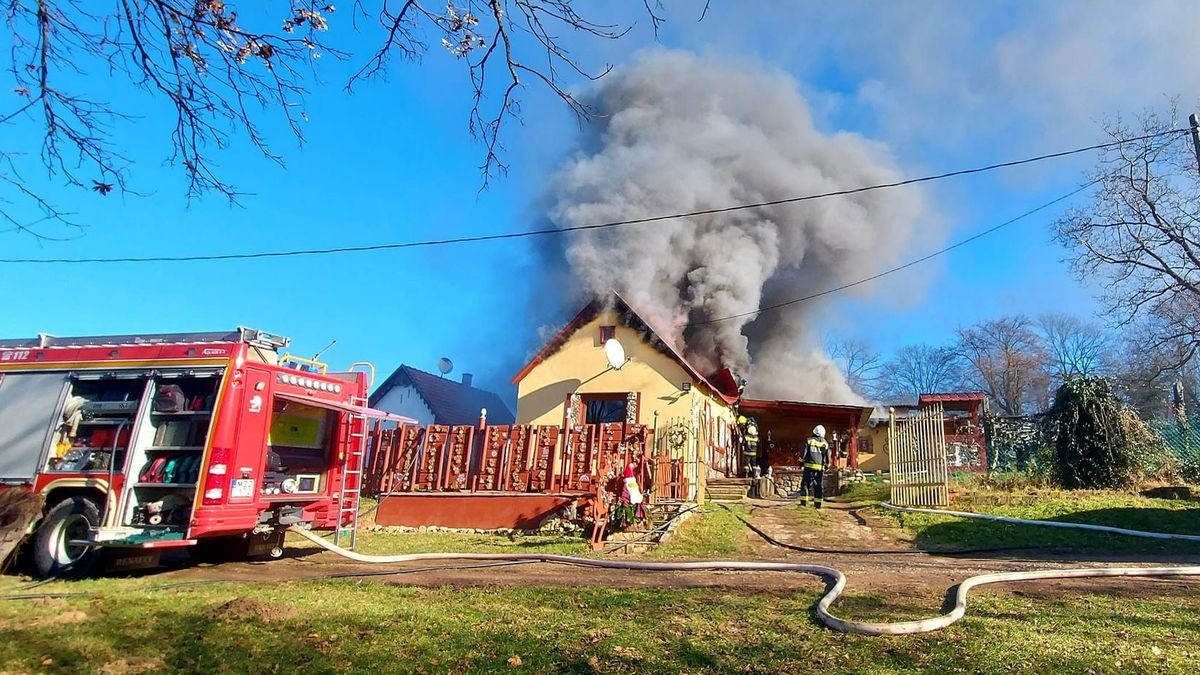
370, 365, 515, 426
862, 403, 918, 473
861, 392, 989, 473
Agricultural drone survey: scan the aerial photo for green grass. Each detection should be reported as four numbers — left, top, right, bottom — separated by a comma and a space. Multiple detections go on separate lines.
839, 480, 890, 504
341, 498, 591, 556
852, 480, 1200, 553
647, 504, 757, 559
2, 576, 1198, 673
349, 530, 590, 556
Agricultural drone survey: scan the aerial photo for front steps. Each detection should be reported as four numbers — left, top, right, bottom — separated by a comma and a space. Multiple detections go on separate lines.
705, 477, 752, 502
604, 501, 694, 554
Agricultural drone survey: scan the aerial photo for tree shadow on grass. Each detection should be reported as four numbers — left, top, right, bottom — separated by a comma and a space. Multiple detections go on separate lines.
912, 506, 1200, 563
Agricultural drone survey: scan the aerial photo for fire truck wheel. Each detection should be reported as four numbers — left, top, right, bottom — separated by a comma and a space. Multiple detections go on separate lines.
31, 496, 101, 579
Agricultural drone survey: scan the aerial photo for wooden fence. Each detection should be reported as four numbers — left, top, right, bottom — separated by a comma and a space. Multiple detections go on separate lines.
364, 421, 656, 500
888, 404, 949, 507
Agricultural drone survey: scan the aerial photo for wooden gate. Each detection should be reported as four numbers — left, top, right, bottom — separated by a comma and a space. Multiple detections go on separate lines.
652, 417, 698, 502
888, 404, 949, 507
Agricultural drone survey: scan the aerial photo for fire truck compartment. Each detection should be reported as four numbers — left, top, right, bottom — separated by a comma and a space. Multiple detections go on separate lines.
0, 371, 71, 483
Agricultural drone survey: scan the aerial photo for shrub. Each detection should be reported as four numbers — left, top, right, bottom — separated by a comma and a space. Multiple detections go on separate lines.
1045, 377, 1138, 489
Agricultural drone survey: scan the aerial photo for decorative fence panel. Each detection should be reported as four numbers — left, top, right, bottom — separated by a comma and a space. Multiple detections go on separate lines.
476, 425, 511, 491
653, 417, 699, 502
502, 425, 533, 492
441, 425, 475, 491
888, 404, 949, 507
414, 425, 449, 491
364, 421, 659, 499
528, 426, 560, 492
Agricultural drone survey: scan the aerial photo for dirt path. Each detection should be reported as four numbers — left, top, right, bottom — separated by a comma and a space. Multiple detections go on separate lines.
734, 498, 1200, 602
142, 498, 1200, 611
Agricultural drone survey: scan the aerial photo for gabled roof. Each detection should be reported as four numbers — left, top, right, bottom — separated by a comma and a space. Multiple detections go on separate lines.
370, 365, 515, 425
919, 392, 988, 413
512, 293, 740, 405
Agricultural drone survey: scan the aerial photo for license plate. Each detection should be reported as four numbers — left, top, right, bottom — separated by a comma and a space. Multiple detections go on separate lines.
230, 478, 255, 498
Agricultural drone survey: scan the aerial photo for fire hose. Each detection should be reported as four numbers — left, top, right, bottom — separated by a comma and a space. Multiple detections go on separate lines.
289, 505, 1200, 636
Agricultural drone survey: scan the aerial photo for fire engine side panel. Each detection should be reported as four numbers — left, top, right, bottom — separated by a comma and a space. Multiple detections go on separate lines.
0, 372, 70, 483
229, 366, 273, 508
188, 364, 273, 538
0, 369, 69, 480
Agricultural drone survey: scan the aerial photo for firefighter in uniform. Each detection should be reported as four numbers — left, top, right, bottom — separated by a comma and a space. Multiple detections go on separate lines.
737, 414, 760, 477
800, 425, 828, 508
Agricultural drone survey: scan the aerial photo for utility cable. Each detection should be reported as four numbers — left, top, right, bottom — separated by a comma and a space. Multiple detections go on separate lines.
0, 128, 1186, 266
691, 177, 1100, 325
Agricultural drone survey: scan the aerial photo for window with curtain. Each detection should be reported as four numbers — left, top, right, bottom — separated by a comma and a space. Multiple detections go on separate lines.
584, 397, 627, 424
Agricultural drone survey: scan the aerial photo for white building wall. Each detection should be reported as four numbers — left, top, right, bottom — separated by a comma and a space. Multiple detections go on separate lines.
373, 385, 436, 425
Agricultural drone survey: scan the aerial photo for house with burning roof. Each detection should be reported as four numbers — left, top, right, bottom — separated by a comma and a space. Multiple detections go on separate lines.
370, 364, 514, 427
511, 293, 874, 491
513, 293, 744, 486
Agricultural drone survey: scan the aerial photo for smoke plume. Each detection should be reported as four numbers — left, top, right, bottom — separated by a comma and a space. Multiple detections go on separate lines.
545, 51, 928, 404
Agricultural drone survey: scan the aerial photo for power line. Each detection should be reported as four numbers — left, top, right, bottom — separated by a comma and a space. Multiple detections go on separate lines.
690, 178, 1103, 326
1, 128, 1187, 265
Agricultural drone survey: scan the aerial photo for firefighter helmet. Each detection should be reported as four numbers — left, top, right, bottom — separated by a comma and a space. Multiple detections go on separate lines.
813, 424, 826, 439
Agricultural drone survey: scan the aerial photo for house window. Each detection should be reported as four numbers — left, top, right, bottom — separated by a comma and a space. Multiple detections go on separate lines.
583, 394, 627, 424
859, 437, 874, 455
599, 325, 616, 343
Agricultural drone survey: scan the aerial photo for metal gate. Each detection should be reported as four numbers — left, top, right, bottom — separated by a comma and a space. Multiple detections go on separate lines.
888, 404, 949, 507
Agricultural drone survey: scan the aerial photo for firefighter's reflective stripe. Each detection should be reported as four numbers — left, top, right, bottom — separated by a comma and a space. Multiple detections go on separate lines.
803, 462, 824, 470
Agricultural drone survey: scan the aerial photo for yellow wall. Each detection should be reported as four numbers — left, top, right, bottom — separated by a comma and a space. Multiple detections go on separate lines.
859, 424, 891, 473
515, 309, 735, 455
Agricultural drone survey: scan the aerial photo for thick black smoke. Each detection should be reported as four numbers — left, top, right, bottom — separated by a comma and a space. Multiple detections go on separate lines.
546, 51, 928, 403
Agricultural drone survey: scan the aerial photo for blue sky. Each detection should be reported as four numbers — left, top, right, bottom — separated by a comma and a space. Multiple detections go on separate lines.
2, 1, 1197, 400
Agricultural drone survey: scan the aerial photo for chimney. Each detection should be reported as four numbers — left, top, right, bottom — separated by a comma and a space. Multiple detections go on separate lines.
461, 373, 473, 387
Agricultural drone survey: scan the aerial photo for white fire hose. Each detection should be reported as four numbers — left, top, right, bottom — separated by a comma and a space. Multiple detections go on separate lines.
289, 505, 1200, 636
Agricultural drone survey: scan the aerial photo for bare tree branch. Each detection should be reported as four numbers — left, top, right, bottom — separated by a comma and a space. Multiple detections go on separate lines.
1055, 102, 1200, 373
957, 315, 1050, 415
826, 335, 883, 399
875, 343, 963, 403
4, 1, 680, 239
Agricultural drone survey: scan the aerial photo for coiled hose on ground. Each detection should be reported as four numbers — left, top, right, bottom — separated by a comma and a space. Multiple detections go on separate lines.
289, 502, 1200, 636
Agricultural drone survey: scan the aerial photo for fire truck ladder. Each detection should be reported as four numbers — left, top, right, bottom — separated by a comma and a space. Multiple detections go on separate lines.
335, 397, 369, 550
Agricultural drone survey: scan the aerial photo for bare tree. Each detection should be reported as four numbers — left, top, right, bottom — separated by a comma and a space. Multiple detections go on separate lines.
826, 336, 882, 398
1055, 104, 1200, 375
3, 1, 663, 239
1108, 319, 1200, 420
1036, 313, 1111, 382
957, 315, 1049, 416
874, 344, 962, 403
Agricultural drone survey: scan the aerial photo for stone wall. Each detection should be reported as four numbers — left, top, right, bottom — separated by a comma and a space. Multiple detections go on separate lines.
769, 470, 841, 498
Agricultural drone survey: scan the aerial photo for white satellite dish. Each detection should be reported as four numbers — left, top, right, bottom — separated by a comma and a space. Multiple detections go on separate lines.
437, 357, 454, 377
604, 338, 627, 370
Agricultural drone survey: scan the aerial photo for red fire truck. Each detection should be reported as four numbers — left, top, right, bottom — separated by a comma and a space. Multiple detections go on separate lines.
0, 328, 403, 578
